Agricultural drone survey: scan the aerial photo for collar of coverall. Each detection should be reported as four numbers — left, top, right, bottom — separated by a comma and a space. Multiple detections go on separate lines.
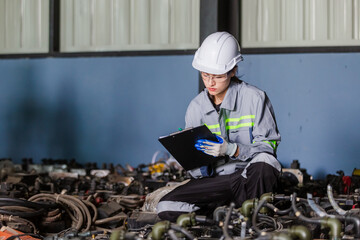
203, 81, 238, 114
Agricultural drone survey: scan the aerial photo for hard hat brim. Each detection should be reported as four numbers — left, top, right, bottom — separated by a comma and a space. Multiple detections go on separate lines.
192, 52, 243, 75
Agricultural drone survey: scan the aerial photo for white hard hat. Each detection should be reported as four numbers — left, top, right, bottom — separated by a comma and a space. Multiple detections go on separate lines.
192, 32, 243, 75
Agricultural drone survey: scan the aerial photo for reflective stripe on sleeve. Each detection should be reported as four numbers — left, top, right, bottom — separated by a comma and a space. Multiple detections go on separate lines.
264, 140, 278, 150
157, 200, 200, 214
252, 140, 278, 150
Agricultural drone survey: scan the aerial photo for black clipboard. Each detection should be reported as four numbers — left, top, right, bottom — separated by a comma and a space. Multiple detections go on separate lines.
158, 125, 221, 170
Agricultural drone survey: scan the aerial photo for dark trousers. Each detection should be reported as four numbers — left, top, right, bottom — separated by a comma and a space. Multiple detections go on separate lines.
157, 162, 280, 222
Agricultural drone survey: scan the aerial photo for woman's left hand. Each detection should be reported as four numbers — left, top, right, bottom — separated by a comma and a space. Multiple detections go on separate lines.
195, 135, 237, 157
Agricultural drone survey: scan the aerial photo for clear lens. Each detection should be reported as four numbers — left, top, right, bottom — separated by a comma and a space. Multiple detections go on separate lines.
201, 72, 228, 83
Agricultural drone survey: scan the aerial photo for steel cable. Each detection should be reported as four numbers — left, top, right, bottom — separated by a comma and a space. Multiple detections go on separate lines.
29, 194, 86, 231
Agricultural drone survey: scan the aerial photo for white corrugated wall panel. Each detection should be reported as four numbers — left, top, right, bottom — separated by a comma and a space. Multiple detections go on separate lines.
281, 0, 303, 42
60, 0, 199, 52
354, 0, 360, 40
0, 0, 49, 54
73, 0, 91, 47
94, 0, 112, 46
241, 0, 360, 48
242, 0, 257, 44
150, 0, 170, 45
131, 0, 150, 45
112, 0, 131, 45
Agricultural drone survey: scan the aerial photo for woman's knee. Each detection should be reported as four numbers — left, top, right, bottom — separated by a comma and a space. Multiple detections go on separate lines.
246, 162, 280, 190
247, 162, 278, 177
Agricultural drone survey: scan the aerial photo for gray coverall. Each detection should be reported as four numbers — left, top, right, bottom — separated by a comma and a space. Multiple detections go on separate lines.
157, 79, 281, 222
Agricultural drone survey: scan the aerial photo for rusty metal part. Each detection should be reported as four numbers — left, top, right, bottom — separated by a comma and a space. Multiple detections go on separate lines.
107, 175, 134, 186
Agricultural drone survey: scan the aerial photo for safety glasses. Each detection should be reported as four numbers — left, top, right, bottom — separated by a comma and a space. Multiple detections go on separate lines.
201, 72, 228, 83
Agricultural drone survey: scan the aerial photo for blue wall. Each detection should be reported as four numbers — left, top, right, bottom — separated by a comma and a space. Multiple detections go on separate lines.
0, 56, 198, 168
0, 52, 359, 178
241, 53, 360, 179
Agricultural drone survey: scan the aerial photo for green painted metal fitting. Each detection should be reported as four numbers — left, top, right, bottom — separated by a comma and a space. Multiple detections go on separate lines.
151, 220, 171, 240
259, 192, 273, 203
176, 212, 196, 228
267, 232, 292, 240
320, 217, 342, 240
110, 229, 125, 240
289, 225, 312, 240
259, 192, 273, 214
241, 198, 256, 217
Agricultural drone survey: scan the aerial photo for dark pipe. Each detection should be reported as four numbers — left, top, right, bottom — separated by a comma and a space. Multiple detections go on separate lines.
251, 199, 267, 234
0, 208, 45, 218
292, 193, 341, 240
0, 197, 56, 209
223, 202, 235, 240
341, 214, 360, 238
265, 202, 292, 215
170, 224, 195, 240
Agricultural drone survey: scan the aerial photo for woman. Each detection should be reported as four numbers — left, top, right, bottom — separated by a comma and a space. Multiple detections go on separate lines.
157, 32, 281, 222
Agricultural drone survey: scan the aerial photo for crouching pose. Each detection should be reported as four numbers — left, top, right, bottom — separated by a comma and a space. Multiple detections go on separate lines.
157, 32, 281, 222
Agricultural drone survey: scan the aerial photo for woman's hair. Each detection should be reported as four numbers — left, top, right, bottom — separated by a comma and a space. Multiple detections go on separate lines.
231, 76, 242, 83
229, 66, 242, 83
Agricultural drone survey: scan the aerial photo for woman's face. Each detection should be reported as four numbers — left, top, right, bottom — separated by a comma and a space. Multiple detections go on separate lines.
201, 70, 235, 98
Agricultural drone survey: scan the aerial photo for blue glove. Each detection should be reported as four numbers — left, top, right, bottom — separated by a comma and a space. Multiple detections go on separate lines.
195, 135, 237, 157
